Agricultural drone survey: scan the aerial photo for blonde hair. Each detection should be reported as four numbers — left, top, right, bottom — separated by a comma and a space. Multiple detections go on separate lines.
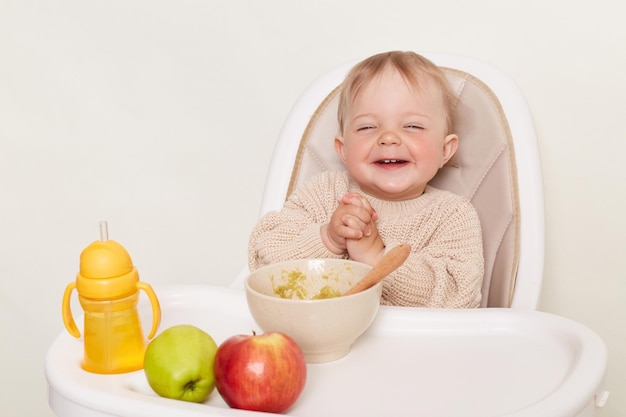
337, 51, 457, 134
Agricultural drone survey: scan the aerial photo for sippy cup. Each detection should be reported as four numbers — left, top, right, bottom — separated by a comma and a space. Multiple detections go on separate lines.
62, 222, 161, 374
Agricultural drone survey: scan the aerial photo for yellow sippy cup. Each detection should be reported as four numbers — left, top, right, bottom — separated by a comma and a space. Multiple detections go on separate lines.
62, 221, 161, 374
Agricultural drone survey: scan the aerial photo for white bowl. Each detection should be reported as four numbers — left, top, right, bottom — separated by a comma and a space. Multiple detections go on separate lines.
245, 258, 382, 363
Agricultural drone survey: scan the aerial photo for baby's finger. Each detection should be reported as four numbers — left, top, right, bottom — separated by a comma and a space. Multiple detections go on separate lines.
337, 223, 363, 239
345, 194, 375, 217
350, 204, 377, 224
341, 214, 368, 237
340, 192, 363, 206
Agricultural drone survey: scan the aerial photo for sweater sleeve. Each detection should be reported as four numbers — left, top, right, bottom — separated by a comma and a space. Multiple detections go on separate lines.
380, 197, 484, 308
248, 172, 348, 271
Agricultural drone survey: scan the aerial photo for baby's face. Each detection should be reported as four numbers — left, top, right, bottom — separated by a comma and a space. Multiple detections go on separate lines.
335, 67, 457, 201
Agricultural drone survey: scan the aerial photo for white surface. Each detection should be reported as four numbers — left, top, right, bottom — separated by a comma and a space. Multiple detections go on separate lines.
46, 285, 607, 417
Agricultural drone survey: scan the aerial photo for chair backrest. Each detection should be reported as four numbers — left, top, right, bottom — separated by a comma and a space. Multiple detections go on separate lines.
250, 52, 545, 309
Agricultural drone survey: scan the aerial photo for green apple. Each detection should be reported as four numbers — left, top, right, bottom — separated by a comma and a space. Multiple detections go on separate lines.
144, 324, 218, 403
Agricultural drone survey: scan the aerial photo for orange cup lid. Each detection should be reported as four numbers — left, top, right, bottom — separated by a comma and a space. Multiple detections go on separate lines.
76, 240, 139, 299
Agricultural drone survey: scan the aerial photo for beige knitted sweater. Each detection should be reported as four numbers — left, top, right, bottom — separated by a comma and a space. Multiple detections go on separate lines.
248, 171, 484, 308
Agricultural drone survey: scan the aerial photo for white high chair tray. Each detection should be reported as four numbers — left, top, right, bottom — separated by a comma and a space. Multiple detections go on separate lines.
46, 285, 606, 417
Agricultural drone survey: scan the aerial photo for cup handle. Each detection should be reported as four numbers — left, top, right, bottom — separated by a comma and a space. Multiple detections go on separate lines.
62, 283, 81, 338
137, 282, 161, 339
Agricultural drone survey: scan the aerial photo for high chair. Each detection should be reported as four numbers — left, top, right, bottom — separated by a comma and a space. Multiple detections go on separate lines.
46, 52, 609, 417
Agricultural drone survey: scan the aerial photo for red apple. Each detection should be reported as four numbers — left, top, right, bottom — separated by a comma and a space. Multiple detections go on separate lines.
213, 331, 307, 413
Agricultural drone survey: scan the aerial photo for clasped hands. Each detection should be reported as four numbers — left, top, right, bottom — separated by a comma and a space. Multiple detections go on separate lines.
321, 192, 385, 265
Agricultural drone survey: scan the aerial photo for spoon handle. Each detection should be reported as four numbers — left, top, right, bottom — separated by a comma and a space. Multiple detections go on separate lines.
343, 243, 411, 296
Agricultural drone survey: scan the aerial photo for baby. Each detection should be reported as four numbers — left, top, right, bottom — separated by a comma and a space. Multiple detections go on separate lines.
248, 51, 484, 308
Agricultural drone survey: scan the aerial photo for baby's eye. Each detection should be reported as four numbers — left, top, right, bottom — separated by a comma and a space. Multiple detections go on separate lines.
405, 124, 424, 130
357, 125, 375, 132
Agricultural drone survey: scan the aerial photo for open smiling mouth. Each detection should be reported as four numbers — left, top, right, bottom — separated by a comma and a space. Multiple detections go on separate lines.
376, 159, 408, 165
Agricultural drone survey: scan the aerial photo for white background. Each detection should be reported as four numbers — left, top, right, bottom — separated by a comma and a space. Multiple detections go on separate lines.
1, 1, 624, 416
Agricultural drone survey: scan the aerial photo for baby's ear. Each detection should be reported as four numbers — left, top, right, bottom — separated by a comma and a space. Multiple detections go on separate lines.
334, 136, 347, 163
441, 134, 459, 167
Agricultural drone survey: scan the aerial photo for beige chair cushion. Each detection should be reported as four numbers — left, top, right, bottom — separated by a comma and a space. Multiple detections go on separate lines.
285, 68, 520, 308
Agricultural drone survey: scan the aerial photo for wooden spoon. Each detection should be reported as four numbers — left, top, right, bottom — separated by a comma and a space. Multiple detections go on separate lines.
343, 243, 411, 296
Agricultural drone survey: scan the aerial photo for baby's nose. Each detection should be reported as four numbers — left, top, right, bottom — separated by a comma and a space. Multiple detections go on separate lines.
378, 131, 401, 145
